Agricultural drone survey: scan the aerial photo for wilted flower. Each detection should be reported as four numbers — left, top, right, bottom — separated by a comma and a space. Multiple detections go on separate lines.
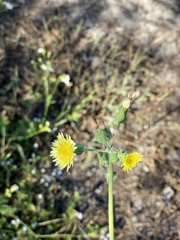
121, 152, 142, 172
50, 133, 77, 171
122, 99, 131, 109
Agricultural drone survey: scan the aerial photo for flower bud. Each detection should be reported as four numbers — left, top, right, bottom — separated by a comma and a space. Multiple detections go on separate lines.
75, 143, 84, 155
122, 99, 131, 109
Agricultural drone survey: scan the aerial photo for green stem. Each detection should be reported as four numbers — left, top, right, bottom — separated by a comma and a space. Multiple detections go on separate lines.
11, 128, 48, 141
37, 233, 99, 239
1, 124, 5, 159
85, 147, 108, 153
85, 147, 123, 154
108, 162, 114, 240
42, 76, 50, 125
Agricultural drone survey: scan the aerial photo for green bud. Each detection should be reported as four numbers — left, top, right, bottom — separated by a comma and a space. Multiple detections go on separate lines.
75, 143, 84, 155
109, 152, 119, 163
95, 127, 112, 145
114, 99, 131, 127
38, 57, 42, 63
114, 107, 127, 126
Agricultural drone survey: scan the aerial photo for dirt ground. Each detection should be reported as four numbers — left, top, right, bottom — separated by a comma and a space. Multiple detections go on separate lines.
0, 0, 180, 239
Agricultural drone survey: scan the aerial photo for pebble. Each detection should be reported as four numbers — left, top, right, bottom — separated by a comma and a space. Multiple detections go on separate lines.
163, 186, 174, 200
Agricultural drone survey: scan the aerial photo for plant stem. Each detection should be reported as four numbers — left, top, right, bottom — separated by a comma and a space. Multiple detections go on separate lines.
108, 162, 114, 240
1, 124, 5, 159
11, 128, 48, 141
85, 148, 118, 154
42, 76, 50, 125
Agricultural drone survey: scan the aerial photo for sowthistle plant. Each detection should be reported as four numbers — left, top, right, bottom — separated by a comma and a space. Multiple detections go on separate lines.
50, 94, 142, 240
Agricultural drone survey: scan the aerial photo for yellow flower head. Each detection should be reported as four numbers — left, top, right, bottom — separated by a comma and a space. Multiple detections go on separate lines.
121, 152, 142, 172
50, 133, 77, 171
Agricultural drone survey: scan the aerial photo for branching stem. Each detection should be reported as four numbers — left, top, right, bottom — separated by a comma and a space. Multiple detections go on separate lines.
108, 162, 114, 240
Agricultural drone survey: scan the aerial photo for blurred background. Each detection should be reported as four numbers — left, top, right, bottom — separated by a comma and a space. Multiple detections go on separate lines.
0, 0, 179, 239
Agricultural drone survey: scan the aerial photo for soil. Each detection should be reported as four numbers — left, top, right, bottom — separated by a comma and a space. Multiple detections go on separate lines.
0, 1, 180, 240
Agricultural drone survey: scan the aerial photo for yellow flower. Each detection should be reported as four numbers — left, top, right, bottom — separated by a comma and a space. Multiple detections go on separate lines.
50, 133, 76, 171
121, 152, 142, 172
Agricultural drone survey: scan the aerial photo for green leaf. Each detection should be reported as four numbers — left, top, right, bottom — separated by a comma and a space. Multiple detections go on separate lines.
97, 152, 119, 165
95, 127, 112, 145
0, 204, 14, 216
97, 152, 109, 165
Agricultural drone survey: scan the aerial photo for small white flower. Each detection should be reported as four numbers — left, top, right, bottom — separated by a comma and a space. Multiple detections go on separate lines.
33, 143, 39, 148
51, 168, 57, 176
60, 74, 71, 86
44, 175, 52, 183
100, 229, 106, 235
40, 178, 45, 184
11, 218, 20, 225
37, 48, 44, 54
31, 169, 36, 175
6, 158, 13, 165
28, 158, 32, 163
22, 226, 28, 232
11, 219, 16, 225
33, 117, 41, 123
57, 170, 62, 176
38, 194, 43, 199
40, 64, 54, 72
75, 211, 83, 220
10, 184, 19, 193
51, 171, 56, 177
41, 168, 46, 173
4, 1, 13, 10
44, 182, 49, 188
16, 219, 20, 223
52, 126, 58, 132
13, 165, 17, 169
